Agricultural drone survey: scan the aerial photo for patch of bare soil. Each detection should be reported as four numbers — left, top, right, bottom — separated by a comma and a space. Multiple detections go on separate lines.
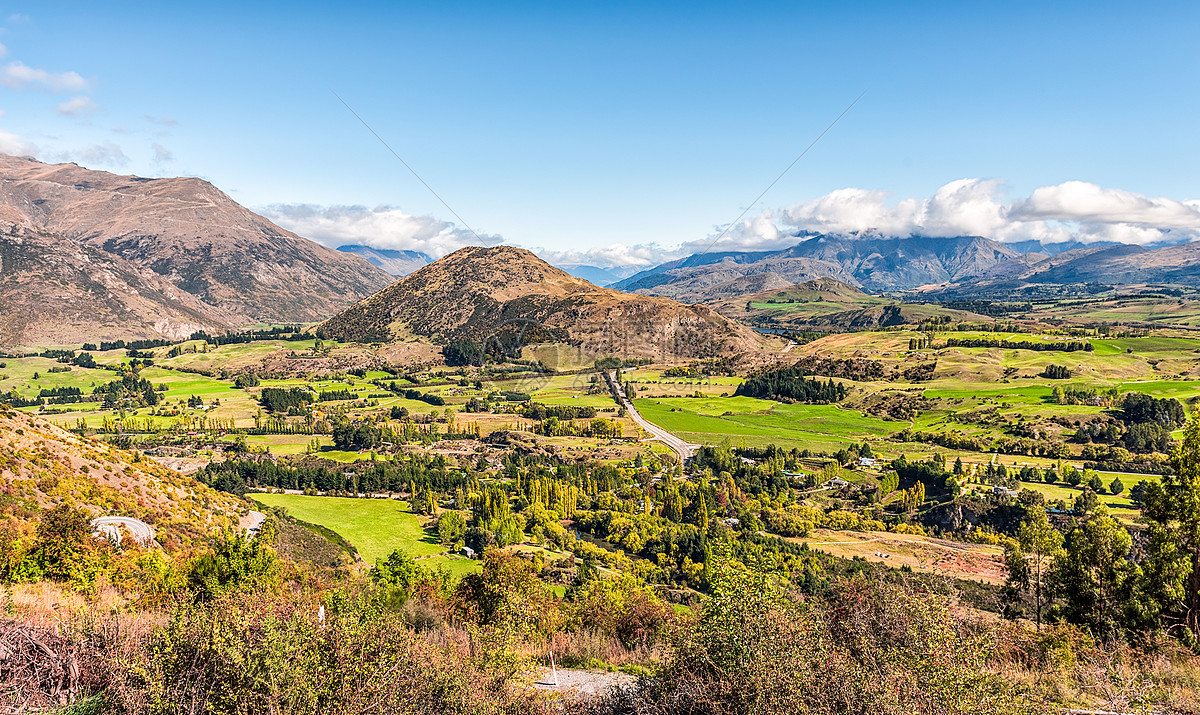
532, 668, 635, 696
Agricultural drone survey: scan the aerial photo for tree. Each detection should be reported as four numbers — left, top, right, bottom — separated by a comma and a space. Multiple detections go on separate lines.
1018, 509, 1063, 630
1002, 540, 1030, 621
1109, 476, 1124, 495
442, 339, 484, 367
454, 549, 558, 638
1129, 480, 1148, 508
370, 548, 423, 597
1087, 473, 1105, 493
188, 528, 280, 602
21, 504, 98, 585
1050, 507, 1135, 639
234, 373, 260, 389
437, 511, 466, 547
1066, 468, 1084, 487
1074, 488, 1099, 515
1141, 413, 1200, 641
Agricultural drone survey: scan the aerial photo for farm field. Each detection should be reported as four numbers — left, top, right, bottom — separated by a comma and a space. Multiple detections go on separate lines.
633, 397, 895, 452
252, 494, 439, 560
252, 493, 482, 576
788, 529, 1007, 584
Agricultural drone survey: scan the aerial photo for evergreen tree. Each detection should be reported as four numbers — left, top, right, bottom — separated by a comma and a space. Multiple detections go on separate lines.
1142, 414, 1200, 641
1019, 509, 1064, 630
1050, 507, 1136, 640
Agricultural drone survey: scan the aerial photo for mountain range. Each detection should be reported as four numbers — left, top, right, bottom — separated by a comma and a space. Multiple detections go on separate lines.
615, 233, 1200, 301
6, 152, 1200, 350
613, 235, 1020, 298
0, 154, 392, 346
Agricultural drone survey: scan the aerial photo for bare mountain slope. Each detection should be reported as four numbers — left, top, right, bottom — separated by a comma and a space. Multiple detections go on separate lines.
0, 206, 243, 347
0, 154, 393, 329
317, 246, 775, 360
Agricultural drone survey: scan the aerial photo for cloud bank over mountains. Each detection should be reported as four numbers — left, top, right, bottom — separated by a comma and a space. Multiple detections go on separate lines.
692, 179, 1200, 255
259, 204, 502, 259
266, 180, 1200, 269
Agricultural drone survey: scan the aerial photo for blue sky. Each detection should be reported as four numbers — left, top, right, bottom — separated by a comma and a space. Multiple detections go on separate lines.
3, 1, 1200, 265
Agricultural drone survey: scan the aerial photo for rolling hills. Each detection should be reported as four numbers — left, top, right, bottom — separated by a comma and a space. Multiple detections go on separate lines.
316, 245, 775, 360
706, 277, 987, 328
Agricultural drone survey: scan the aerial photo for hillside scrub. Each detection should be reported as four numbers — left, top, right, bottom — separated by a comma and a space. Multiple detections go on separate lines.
4, 515, 1200, 713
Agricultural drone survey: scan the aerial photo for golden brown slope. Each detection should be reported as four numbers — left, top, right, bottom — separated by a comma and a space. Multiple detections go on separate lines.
0, 406, 243, 550
0, 153, 393, 326
317, 245, 777, 360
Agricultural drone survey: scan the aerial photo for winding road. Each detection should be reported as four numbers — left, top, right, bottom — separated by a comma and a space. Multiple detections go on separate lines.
91, 516, 156, 546
608, 371, 698, 463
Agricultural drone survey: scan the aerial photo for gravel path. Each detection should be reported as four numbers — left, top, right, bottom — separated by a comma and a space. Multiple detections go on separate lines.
532, 667, 635, 696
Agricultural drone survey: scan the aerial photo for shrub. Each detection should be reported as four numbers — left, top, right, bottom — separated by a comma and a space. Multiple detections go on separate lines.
582, 546, 1034, 714
101, 591, 549, 715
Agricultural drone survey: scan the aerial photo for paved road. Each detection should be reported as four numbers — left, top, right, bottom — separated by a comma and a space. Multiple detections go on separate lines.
91, 516, 156, 546
608, 371, 698, 463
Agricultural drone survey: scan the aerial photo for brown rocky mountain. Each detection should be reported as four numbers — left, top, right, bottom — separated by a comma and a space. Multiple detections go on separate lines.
317, 245, 775, 360
649, 270, 799, 304
0, 154, 392, 344
0, 205, 244, 346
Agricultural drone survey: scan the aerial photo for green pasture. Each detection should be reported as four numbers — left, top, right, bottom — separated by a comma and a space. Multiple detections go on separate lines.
1118, 380, 1200, 402
0, 357, 112, 395
624, 370, 743, 386
634, 397, 893, 451
251, 494, 444, 563
1094, 336, 1200, 355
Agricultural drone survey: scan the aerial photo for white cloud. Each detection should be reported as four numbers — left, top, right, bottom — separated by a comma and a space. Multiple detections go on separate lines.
55, 95, 98, 115
63, 141, 129, 168
145, 115, 177, 126
538, 242, 684, 270
0, 129, 36, 155
0, 43, 8, 58
1010, 181, 1200, 230
260, 204, 501, 258
686, 179, 1200, 253
151, 142, 173, 164
1, 60, 87, 91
